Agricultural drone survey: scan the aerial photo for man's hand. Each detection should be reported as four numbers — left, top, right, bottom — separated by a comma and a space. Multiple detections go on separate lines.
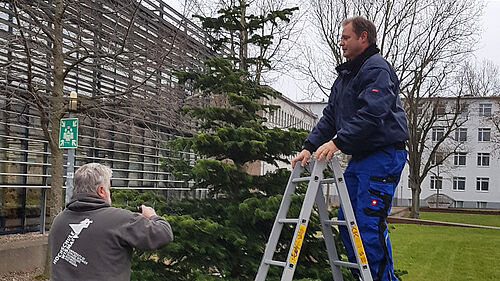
315, 140, 338, 162
140, 205, 157, 218
292, 149, 311, 168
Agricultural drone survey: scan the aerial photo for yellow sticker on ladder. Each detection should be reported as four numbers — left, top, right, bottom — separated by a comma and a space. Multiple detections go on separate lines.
289, 224, 307, 264
351, 226, 368, 265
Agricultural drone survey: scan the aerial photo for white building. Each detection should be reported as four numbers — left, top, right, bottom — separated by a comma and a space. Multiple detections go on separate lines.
245, 95, 317, 176
397, 97, 500, 209
297, 101, 328, 124
298, 97, 500, 209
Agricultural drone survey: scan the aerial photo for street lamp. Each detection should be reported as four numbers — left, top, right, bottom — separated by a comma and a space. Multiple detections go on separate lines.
435, 164, 440, 208
69, 90, 78, 111
65, 91, 78, 204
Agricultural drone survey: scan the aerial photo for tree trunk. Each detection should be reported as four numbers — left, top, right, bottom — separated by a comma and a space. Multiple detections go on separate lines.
48, 142, 64, 220
49, 0, 65, 220
43, 0, 66, 277
238, 0, 247, 72
410, 181, 421, 219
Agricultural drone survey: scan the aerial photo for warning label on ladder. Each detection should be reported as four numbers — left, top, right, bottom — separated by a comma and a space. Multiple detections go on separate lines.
289, 224, 306, 264
352, 226, 368, 265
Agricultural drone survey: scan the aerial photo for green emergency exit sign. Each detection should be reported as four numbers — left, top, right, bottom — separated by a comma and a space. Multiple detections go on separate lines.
59, 118, 78, 148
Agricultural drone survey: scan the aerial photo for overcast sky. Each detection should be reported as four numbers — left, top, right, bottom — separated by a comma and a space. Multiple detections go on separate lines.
276, 0, 500, 101
477, 0, 500, 66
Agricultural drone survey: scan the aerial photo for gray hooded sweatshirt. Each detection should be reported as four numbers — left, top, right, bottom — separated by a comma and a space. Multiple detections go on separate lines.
49, 193, 173, 281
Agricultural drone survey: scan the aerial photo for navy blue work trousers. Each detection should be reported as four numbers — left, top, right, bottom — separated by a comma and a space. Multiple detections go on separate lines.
338, 146, 407, 281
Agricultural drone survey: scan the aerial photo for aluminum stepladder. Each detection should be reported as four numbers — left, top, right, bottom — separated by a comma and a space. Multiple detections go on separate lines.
255, 157, 373, 281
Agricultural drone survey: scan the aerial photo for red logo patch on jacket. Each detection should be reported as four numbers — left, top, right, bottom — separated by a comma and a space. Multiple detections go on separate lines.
371, 88, 379, 93
371, 200, 377, 206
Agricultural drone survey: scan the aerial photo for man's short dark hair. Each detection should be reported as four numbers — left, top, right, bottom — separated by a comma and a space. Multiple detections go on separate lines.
342, 16, 377, 45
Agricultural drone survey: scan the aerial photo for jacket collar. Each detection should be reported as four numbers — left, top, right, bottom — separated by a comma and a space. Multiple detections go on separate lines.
336, 44, 380, 76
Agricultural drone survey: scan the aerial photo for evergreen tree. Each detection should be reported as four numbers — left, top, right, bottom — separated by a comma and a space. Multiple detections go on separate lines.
171, 57, 306, 198
116, 2, 355, 280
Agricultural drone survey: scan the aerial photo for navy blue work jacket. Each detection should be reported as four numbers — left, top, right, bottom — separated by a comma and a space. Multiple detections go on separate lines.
305, 46, 409, 158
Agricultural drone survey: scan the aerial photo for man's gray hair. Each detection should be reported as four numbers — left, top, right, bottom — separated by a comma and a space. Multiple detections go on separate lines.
73, 163, 113, 194
342, 16, 377, 45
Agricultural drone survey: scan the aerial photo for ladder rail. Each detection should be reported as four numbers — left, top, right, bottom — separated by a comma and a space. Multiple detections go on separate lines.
280, 160, 327, 280
328, 159, 373, 281
255, 157, 373, 281
314, 183, 344, 281
255, 163, 304, 281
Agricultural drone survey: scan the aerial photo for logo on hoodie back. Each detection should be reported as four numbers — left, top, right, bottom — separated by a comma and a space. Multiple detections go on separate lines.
53, 218, 93, 267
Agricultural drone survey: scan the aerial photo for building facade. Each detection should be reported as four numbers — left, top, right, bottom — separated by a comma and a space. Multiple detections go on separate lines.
397, 97, 500, 209
298, 97, 500, 209
245, 94, 317, 176
0, 1, 211, 234
297, 100, 328, 124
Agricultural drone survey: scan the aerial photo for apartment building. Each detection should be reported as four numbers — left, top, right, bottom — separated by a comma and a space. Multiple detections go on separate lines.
298, 97, 500, 209
397, 97, 500, 209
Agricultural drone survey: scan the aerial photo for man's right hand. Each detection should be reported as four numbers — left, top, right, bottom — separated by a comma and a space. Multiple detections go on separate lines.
292, 149, 311, 168
140, 205, 157, 218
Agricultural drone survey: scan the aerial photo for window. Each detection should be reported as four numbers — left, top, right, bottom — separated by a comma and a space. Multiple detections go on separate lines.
431, 151, 445, 165
478, 128, 491, 142
477, 202, 487, 209
432, 127, 444, 141
479, 103, 492, 117
477, 153, 490, 167
454, 128, 467, 142
417, 104, 423, 115
430, 176, 443, 190
459, 103, 468, 117
452, 177, 466, 191
455, 201, 464, 208
476, 177, 489, 191
435, 103, 446, 116
453, 152, 467, 166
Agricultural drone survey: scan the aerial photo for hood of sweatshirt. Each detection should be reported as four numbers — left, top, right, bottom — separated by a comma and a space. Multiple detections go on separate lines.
66, 193, 110, 212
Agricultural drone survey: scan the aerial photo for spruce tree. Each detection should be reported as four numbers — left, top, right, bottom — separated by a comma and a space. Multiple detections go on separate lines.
169, 0, 303, 200
123, 2, 350, 280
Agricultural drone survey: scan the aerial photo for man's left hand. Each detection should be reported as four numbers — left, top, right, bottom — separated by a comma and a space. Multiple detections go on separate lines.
314, 140, 338, 162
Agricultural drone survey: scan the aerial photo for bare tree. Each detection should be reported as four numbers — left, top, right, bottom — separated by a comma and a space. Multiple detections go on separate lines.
301, 0, 484, 217
1, 0, 203, 224
461, 60, 500, 150
492, 99, 500, 150
461, 60, 500, 97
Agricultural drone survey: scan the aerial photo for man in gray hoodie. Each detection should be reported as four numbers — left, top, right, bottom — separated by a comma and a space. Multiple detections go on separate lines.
49, 163, 173, 281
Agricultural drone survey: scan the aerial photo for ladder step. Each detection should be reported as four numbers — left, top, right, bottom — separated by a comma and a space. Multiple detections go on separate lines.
320, 178, 336, 184
323, 219, 348, 226
292, 176, 311, 183
256, 159, 373, 281
265, 259, 286, 267
278, 218, 299, 224
333, 260, 362, 269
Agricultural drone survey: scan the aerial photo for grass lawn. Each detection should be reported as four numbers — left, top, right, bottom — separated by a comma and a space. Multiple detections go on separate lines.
390, 224, 500, 281
419, 212, 500, 227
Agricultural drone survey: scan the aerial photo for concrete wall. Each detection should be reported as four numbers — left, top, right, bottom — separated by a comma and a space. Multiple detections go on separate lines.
0, 234, 48, 275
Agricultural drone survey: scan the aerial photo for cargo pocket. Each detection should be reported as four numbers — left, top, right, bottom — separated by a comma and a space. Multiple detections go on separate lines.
363, 176, 396, 218
362, 175, 397, 281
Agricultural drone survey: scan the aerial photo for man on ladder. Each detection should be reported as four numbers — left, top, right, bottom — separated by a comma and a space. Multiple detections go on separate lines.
292, 16, 409, 281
